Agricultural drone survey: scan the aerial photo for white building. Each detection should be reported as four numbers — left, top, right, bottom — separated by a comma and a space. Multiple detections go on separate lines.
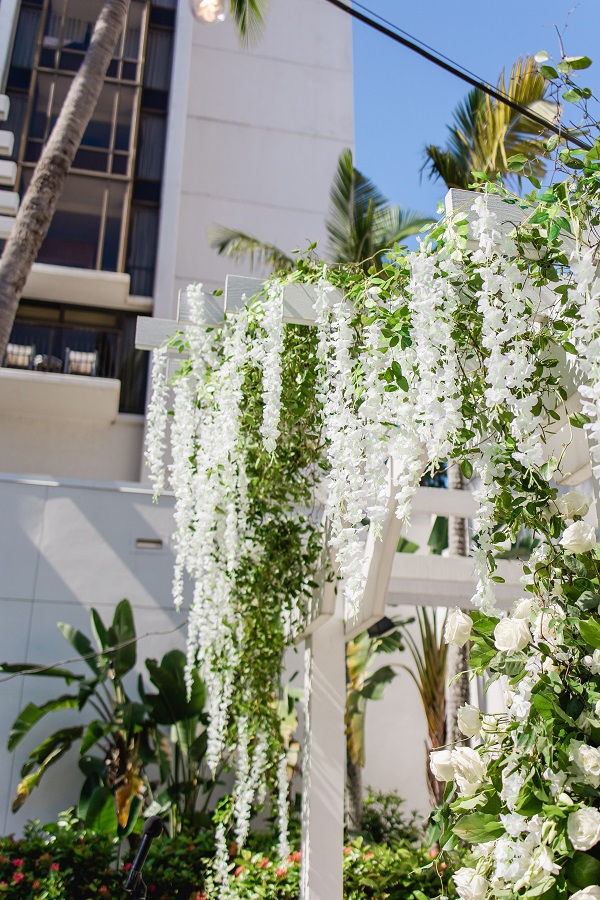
0, 0, 359, 834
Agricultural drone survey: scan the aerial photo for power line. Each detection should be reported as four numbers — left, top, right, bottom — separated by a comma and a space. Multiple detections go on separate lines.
321, 0, 592, 152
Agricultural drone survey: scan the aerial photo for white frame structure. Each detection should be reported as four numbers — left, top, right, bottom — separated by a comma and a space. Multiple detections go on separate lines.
135, 189, 595, 900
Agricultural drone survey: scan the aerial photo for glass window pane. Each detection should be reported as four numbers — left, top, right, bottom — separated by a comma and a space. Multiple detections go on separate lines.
5, 92, 27, 160
143, 29, 173, 91
127, 205, 159, 296
136, 113, 166, 180
11, 8, 41, 69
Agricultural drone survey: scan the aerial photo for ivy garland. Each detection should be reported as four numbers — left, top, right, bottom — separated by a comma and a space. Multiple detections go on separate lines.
147, 117, 600, 895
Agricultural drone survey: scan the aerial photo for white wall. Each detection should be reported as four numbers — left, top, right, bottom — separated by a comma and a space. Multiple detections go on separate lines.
155, 0, 355, 318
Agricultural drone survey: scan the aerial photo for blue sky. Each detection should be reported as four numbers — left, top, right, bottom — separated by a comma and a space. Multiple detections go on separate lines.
352, 0, 600, 220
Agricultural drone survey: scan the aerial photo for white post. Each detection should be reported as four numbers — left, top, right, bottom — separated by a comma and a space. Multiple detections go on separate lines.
301, 593, 346, 900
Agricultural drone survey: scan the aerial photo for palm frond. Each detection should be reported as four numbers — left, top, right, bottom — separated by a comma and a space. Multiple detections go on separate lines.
229, 0, 267, 45
372, 206, 434, 251
208, 224, 293, 273
421, 144, 471, 189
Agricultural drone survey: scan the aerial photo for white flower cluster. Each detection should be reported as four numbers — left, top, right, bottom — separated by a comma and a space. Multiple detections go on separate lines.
569, 246, 600, 478
250, 282, 285, 453
145, 345, 170, 498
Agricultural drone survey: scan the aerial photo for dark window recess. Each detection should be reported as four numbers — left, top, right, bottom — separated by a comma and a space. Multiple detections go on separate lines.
149, 7, 176, 28
133, 180, 161, 204
6, 67, 32, 91
11, 6, 42, 69
144, 29, 173, 91
140, 87, 168, 112
127, 205, 159, 297
5, 301, 148, 414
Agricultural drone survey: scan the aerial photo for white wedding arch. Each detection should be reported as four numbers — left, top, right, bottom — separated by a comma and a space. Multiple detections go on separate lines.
136, 185, 600, 900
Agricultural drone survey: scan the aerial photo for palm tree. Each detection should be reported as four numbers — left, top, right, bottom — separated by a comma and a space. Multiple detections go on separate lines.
422, 56, 556, 189
0, 0, 268, 361
209, 148, 433, 272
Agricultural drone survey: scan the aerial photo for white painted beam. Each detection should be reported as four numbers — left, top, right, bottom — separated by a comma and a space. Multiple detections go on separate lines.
0, 130, 14, 156
301, 594, 345, 900
0, 213, 13, 239
0, 189, 18, 216
0, 95, 9, 122
135, 316, 184, 351
0, 159, 17, 187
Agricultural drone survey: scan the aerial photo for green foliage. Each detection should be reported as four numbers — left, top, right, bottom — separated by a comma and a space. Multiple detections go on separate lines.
360, 789, 421, 844
1, 604, 214, 837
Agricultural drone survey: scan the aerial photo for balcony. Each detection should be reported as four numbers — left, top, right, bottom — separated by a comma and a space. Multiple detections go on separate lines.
2, 300, 148, 416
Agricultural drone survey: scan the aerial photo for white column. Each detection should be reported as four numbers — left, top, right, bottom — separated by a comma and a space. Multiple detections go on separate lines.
0, 0, 20, 91
301, 594, 346, 900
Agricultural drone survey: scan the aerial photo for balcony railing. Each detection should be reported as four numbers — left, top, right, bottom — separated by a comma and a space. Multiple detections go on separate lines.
3, 316, 147, 414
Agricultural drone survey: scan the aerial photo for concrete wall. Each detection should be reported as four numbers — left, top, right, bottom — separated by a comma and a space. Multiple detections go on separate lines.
154, 0, 355, 316
0, 475, 188, 835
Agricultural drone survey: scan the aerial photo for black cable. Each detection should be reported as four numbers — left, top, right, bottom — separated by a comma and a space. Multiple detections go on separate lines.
321, 0, 592, 152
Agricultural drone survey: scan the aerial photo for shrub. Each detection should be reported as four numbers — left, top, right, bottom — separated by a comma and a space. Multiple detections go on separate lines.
360, 788, 421, 844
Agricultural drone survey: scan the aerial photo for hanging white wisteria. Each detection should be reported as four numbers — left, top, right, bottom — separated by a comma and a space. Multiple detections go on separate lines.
146, 140, 600, 896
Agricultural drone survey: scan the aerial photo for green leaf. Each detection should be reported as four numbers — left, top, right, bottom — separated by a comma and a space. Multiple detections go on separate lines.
460, 459, 473, 480
563, 89, 583, 103
12, 727, 83, 811
567, 852, 600, 889
580, 617, 600, 650
145, 649, 206, 725
84, 786, 118, 835
107, 599, 136, 679
90, 608, 109, 652
8, 696, 78, 750
57, 623, 99, 675
560, 55, 592, 71
360, 665, 396, 701
570, 411, 590, 427
453, 813, 505, 843
507, 154, 529, 172
80, 720, 113, 755
539, 65, 559, 80
0, 662, 83, 682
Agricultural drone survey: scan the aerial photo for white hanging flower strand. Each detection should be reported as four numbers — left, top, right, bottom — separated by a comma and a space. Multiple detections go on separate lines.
145, 344, 170, 498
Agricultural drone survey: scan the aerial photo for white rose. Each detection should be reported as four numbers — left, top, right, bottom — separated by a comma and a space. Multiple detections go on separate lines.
570, 887, 600, 900
511, 597, 535, 621
445, 609, 473, 647
570, 741, 600, 787
555, 490, 592, 520
494, 617, 531, 653
458, 704, 482, 739
568, 807, 600, 851
595, 700, 600, 718
429, 749, 454, 783
453, 868, 489, 900
561, 521, 597, 554
451, 747, 487, 795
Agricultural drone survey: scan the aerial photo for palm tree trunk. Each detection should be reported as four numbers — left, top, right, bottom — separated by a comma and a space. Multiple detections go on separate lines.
346, 747, 363, 833
446, 463, 471, 746
0, 0, 131, 359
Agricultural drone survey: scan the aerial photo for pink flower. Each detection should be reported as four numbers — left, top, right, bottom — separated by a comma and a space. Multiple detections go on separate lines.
364, 852, 374, 860
343, 847, 352, 855
12, 859, 24, 867
122, 862, 132, 872
287, 851, 301, 863
12, 872, 24, 883
275, 866, 287, 877
234, 866, 244, 877
99, 888, 108, 895
258, 859, 270, 869
51, 863, 59, 871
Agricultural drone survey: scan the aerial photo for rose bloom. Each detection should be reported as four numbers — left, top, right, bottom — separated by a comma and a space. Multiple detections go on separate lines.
275, 866, 287, 877
12, 859, 23, 867
430, 749, 454, 783
451, 747, 487, 796
494, 617, 531, 653
453, 867, 489, 900
50, 863, 59, 872
568, 807, 600, 851
560, 521, 597, 554
570, 887, 600, 900
570, 741, 600, 787
457, 704, 482, 739
445, 609, 473, 647
258, 859, 270, 869
511, 598, 535, 621
12, 873, 24, 883
554, 490, 592, 520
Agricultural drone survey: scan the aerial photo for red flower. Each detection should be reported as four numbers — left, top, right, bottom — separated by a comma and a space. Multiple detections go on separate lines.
122, 862, 133, 871
12, 873, 24, 883
364, 852, 374, 860
12, 859, 24, 867
187, 845, 196, 852
149, 888, 156, 894
258, 858, 270, 869
98, 888, 108, 895
229, 842, 238, 857
50, 863, 59, 871
32, 881, 40, 889
234, 866, 244, 877
343, 847, 352, 855
275, 866, 288, 878
287, 851, 301, 863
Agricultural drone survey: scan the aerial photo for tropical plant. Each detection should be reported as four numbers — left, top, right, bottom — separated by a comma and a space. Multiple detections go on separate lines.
422, 56, 555, 189
345, 620, 408, 831
397, 610, 448, 806
209, 148, 433, 272
0, 0, 269, 360
1, 601, 213, 838
360, 788, 421, 844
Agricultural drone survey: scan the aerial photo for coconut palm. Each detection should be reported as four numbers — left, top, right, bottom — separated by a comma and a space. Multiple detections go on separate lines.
209, 148, 433, 272
422, 56, 556, 189
0, 0, 268, 360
